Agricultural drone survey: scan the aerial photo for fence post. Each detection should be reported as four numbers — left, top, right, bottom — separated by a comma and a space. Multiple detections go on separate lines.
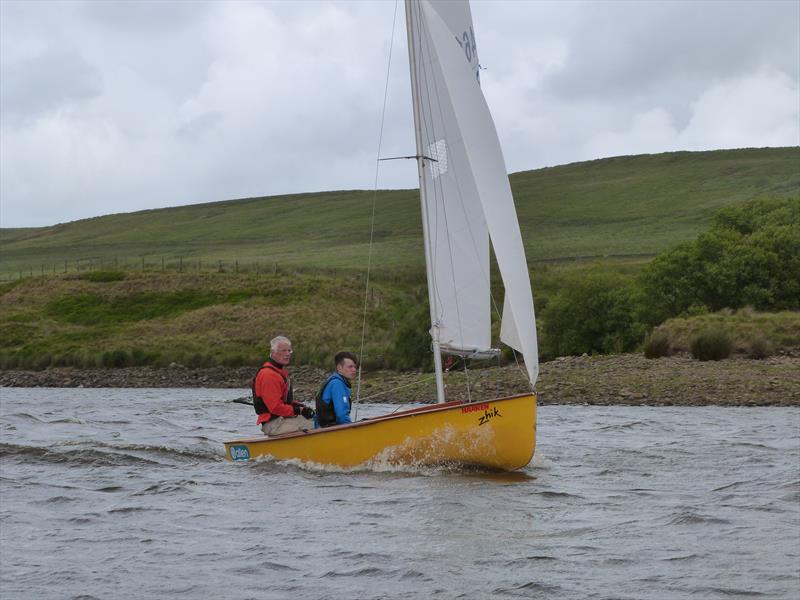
179, 257, 183, 273
162, 256, 165, 271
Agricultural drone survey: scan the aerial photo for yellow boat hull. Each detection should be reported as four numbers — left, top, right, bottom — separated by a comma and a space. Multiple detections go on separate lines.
224, 393, 536, 471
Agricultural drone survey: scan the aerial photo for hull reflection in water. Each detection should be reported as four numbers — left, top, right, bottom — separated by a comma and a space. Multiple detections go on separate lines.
224, 393, 536, 471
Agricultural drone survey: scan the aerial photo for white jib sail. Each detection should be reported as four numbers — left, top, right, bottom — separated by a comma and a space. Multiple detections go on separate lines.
410, 0, 539, 385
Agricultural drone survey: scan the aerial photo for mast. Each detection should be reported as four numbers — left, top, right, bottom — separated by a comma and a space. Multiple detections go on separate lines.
405, 0, 446, 404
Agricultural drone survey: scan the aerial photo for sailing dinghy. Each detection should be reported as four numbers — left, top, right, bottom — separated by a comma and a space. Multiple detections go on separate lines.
224, 0, 539, 471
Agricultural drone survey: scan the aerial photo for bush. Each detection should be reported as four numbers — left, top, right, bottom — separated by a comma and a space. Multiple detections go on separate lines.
386, 300, 433, 371
690, 328, 733, 361
746, 336, 774, 360
540, 269, 644, 358
637, 197, 800, 325
102, 349, 132, 367
643, 329, 673, 359
131, 348, 160, 366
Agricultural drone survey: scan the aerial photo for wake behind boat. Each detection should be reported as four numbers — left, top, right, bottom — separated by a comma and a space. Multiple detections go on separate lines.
224, 0, 540, 471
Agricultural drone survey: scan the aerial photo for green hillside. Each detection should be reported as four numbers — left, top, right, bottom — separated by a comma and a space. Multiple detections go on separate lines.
2, 147, 798, 279
0, 271, 413, 371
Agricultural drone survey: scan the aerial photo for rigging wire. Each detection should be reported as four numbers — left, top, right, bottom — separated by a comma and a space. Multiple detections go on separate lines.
354, 0, 400, 420
357, 373, 438, 402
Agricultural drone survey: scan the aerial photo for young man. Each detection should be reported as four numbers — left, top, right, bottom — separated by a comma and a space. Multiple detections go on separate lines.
315, 351, 358, 428
253, 336, 315, 436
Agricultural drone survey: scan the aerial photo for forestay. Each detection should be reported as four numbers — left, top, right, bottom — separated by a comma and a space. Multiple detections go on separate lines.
406, 0, 539, 385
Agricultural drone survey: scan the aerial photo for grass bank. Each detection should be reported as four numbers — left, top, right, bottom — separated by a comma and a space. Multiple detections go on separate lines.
1, 267, 797, 372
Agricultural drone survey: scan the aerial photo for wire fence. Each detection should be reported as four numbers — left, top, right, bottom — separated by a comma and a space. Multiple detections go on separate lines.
1, 257, 332, 282
0, 256, 428, 285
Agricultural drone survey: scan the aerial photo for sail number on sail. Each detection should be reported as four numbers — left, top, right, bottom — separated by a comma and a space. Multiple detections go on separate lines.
457, 26, 477, 62
455, 25, 479, 82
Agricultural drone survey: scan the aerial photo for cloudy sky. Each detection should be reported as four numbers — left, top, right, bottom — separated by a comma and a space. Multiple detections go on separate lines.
1, 0, 798, 228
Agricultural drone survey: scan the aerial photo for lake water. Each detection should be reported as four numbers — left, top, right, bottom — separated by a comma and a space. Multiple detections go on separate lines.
1, 388, 798, 600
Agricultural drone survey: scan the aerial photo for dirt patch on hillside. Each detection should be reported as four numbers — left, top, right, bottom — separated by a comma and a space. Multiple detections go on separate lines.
2, 353, 797, 406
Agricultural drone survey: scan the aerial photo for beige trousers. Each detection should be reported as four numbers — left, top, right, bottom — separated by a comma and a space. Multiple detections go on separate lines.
261, 415, 313, 437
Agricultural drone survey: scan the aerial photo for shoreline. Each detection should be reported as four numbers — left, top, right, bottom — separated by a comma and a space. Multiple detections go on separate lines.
2, 353, 798, 406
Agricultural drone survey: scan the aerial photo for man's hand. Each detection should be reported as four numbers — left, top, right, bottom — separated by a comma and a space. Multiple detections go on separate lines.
300, 407, 315, 420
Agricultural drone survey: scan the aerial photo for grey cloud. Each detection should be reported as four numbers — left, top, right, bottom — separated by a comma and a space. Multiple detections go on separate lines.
0, 0, 797, 228
80, 0, 210, 33
175, 111, 223, 141
1, 48, 101, 124
541, 1, 799, 100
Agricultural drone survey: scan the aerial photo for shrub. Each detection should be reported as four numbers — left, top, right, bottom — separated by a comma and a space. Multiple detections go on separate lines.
131, 348, 160, 366
387, 318, 432, 370
102, 349, 132, 367
31, 353, 53, 370
637, 197, 800, 325
540, 269, 644, 358
0, 354, 19, 369
386, 300, 433, 371
746, 336, 775, 360
690, 328, 733, 361
643, 329, 673, 359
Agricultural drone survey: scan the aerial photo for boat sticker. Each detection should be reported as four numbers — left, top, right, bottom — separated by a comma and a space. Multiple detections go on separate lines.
229, 445, 251, 461
461, 402, 490, 414
478, 406, 502, 426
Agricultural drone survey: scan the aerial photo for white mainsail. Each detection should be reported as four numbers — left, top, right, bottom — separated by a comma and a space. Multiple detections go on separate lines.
406, 0, 539, 386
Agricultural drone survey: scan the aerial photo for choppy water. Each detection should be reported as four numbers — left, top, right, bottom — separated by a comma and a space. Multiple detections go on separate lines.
0, 387, 798, 600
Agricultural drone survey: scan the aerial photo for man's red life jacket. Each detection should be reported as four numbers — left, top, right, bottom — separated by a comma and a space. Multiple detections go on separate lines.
251, 362, 296, 425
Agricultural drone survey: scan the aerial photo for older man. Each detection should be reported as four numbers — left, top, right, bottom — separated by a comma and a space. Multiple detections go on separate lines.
252, 336, 314, 436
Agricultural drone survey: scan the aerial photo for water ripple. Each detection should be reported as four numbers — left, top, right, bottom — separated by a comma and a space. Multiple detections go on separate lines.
1, 391, 798, 600
664, 511, 733, 526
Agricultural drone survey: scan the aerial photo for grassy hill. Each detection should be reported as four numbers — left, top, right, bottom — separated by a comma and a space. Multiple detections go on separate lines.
2, 147, 798, 279
1, 147, 798, 371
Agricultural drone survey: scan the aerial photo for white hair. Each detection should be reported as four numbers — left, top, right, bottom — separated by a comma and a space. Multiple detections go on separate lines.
270, 336, 291, 352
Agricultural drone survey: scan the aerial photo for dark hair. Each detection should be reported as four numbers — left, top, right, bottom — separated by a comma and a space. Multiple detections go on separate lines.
334, 351, 358, 367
